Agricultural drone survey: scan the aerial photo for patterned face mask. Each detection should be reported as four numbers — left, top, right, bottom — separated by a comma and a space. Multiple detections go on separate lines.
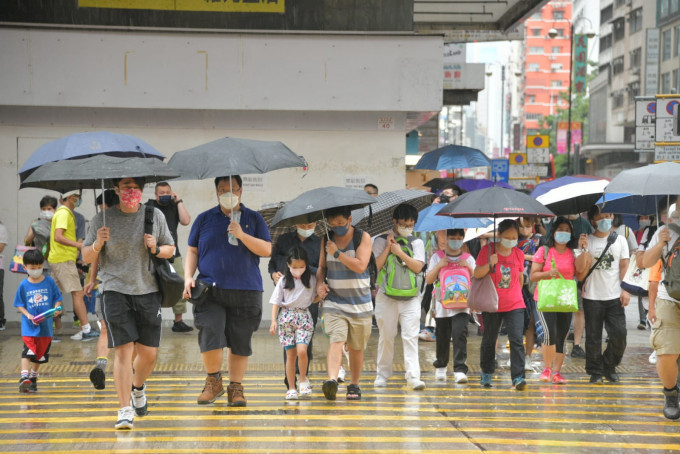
119, 188, 142, 208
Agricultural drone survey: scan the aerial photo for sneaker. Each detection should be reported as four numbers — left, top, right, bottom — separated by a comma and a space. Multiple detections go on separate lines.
663, 387, 680, 420
298, 379, 312, 399
512, 377, 527, 391
227, 382, 247, 407
70, 331, 83, 341
571, 345, 586, 358
418, 328, 436, 342
197, 374, 224, 405
82, 330, 100, 341
285, 389, 298, 400
638, 322, 647, 330
51, 336, 61, 343
131, 384, 148, 416
650, 351, 658, 365
18, 377, 32, 393
0, 319, 6, 330
29, 377, 38, 393
480, 373, 493, 388
407, 378, 426, 391
172, 321, 194, 333
115, 406, 134, 430
337, 366, 346, 383
604, 368, 619, 383
525, 357, 535, 372
539, 368, 552, 382
551, 372, 567, 385
373, 376, 387, 387
90, 366, 106, 390
589, 374, 603, 385
435, 367, 447, 381
454, 372, 468, 384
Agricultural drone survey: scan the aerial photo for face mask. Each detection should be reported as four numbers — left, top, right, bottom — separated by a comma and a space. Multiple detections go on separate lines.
40, 210, 54, 220
26, 268, 43, 279
297, 228, 315, 238
219, 192, 240, 210
493, 236, 502, 243
448, 239, 464, 250
596, 218, 612, 233
331, 223, 349, 237
74, 198, 82, 208
119, 188, 142, 209
158, 195, 172, 205
501, 238, 518, 248
289, 266, 306, 279
639, 219, 651, 229
554, 231, 571, 244
397, 227, 414, 237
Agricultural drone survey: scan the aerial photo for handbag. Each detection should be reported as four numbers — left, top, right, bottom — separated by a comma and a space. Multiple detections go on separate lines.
190, 279, 212, 306
537, 259, 578, 312
10, 245, 36, 274
468, 243, 499, 313
621, 258, 650, 297
144, 206, 185, 308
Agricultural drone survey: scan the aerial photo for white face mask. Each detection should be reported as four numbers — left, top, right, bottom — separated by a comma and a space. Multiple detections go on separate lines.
219, 192, 240, 210
289, 267, 306, 278
40, 210, 54, 220
27, 268, 43, 279
297, 228, 315, 238
397, 227, 414, 237
638, 219, 651, 229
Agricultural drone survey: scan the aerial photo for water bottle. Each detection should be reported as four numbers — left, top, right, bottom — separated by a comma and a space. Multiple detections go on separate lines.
228, 211, 241, 246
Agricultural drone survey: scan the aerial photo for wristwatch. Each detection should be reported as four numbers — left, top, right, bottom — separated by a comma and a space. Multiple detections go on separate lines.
333, 250, 341, 259
176, 199, 183, 204
153, 247, 161, 256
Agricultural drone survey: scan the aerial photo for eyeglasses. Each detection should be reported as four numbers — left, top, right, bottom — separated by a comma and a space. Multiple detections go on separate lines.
396, 223, 415, 229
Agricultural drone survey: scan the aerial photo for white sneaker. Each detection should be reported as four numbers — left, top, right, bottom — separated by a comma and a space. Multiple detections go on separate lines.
285, 389, 298, 400
374, 376, 387, 387
525, 357, 535, 372
453, 372, 468, 384
115, 406, 134, 430
435, 367, 447, 380
70, 331, 83, 341
337, 366, 346, 383
407, 378, 426, 390
505, 358, 511, 368
649, 350, 658, 365
131, 384, 148, 416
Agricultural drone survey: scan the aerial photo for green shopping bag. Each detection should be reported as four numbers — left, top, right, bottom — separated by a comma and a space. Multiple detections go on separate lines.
537, 258, 578, 313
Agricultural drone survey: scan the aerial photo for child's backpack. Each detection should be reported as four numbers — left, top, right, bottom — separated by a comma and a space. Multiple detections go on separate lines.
377, 235, 421, 299
433, 250, 472, 310
662, 225, 680, 300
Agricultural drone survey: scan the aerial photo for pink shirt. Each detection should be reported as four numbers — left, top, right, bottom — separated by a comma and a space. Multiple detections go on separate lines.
531, 246, 576, 301
477, 244, 525, 312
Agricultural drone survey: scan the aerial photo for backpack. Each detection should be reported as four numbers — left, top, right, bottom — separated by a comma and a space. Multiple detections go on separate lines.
326, 228, 378, 291
662, 225, 680, 300
377, 235, 421, 299
433, 250, 472, 310
144, 205, 185, 308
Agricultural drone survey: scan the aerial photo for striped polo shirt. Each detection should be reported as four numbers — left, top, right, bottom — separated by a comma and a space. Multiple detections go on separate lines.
324, 234, 373, 318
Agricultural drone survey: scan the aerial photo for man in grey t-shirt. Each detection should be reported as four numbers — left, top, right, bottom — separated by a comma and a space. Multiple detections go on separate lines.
82, 177, 174, 431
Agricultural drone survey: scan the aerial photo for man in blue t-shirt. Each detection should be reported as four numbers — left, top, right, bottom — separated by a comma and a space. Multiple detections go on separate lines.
184, 175, 272, 407
13, 249, 63, 393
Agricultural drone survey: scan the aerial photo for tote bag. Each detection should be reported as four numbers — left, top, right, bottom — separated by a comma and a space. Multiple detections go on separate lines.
468, 274, 499, 313
620, 259, 650, 297
537, 259, 578, 313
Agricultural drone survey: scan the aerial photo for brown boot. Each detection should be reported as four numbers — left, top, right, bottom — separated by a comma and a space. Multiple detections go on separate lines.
197, 374, 224, 405
227, 382, 247, 407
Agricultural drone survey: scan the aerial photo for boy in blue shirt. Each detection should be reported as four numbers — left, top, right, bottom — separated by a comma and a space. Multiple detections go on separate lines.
14, 249, 62, 393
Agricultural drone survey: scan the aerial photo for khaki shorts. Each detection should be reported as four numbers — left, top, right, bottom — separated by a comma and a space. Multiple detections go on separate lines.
50, 261, 82, 294
323, 311, 372, 351
170, 256, 187, 315
651, 297, 680, 355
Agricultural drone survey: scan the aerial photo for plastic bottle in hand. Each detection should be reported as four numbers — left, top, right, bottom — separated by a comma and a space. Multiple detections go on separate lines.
34, 306, 62, 324
228, 211, 241, 246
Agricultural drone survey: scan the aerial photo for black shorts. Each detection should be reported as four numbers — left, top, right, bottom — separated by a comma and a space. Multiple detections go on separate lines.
193, 288, 262, 356
102, 291, 162, 348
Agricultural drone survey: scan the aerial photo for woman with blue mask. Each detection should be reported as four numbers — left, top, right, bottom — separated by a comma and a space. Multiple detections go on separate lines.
530, 217, 588, 385
474, 219, 528, 390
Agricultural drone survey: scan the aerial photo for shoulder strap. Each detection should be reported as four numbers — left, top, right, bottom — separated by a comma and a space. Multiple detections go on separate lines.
352, 228, 363, 249
144, 205, 154, 235
544, 245, 549, 262
583, 232, 618, 283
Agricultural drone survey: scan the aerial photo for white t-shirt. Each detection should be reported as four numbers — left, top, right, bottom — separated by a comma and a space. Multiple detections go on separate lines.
269, 274, 317, 309
0, 223, 8, 269
428, 252, 476, 318
617, 225, 638, 256
372, 233, 425, 296
647, 227, 680, 303
583, 234, 629, 301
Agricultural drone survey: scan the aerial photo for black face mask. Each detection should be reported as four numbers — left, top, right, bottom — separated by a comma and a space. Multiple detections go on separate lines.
439, 195, 451, 204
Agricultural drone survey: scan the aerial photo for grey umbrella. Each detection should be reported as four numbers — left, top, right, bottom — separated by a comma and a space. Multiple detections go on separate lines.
271, 187, 376, 229
351, 189, 434, 237
604, 162, 680, 196
167, 137, 307, 180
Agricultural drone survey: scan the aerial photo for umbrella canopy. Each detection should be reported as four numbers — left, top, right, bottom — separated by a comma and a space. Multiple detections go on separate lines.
596, 193, 666, 215
423, 177, 455, 192
20, 155, 180, 192
271, 187, 376, 228
350, 189, 433, 237
604, 162, 680, 196
533, 178, 609, 215
414, 145, 491, 170
259, 202, 329, 245
438, 186, 555, 219
19, 131, 165, 182
168, 137, 306, 180
454, 178, 514, 192
530, 175, 604, 199
415, 204, 493, 232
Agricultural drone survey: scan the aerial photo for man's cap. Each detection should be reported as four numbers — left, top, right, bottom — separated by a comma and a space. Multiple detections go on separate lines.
62, 190, 80, 199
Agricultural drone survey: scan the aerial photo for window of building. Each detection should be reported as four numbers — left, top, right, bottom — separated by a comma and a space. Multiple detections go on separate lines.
615, 0, 626, 7
551, 46, 561, 53
529, 46, 544, 54
662, 72, 671, 93
601, 5, 613, 24
526, 113, 543, 121
675, 25, 680, 57
551, 80, 563, 87
673, 0, 680, 15
629, 8, 642, 34
628, 82, 640, 104
629, 48, 641, 69
612, 56, 625, 75
600, 33, 612, 52
613, 18, 625, 42
613, 90, 625, 109
532, 11, 542, 20
529, 63, 540, 72
553, 10, 564, 20
599, 63, 610, 76
528, 95, 536, 104
555, 28, 565, 37
551, 95, 560, 105
531, 28, 541, 36
664, 29, 672, 61
674, 69, 680, 92
551, 63, 563, 72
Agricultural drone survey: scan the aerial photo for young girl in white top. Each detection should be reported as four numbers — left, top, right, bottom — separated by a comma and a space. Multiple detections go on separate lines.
269, 247, 319, 400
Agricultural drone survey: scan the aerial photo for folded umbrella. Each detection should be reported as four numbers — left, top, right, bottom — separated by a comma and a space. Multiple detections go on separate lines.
351, 189, 434, 237
414, 145, 491, 170
415, 204, 493, 232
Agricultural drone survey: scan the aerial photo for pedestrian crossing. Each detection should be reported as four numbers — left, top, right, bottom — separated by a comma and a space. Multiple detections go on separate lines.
0, 374, 678, 453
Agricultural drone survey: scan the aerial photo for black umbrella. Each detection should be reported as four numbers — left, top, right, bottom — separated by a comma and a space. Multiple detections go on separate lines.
423, 177, 456, 192
168, 137, 307, 180
350, 189, 433, 237
259, 202, 329, 245
271, 187, 376, 229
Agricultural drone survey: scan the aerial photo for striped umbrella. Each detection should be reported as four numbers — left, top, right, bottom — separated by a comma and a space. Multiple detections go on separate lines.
351, 189, 434, 237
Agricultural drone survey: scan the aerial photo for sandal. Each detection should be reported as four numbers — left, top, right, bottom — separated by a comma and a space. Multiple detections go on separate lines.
346, 384, 362, 400
298, 379, 312, 399
285, 389, 298, 400
322, 379, 338, 401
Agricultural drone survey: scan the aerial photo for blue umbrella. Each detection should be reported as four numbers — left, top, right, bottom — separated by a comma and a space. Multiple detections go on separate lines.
414, 145, 491, 170
19, 131, 165, 182
597, 193, 666, 215
415, 204, 493, 232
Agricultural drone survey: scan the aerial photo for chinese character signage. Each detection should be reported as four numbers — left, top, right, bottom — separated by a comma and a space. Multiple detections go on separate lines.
556, 122, 582, 155
573, 34, 588, 94
78, 0, 285, 13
